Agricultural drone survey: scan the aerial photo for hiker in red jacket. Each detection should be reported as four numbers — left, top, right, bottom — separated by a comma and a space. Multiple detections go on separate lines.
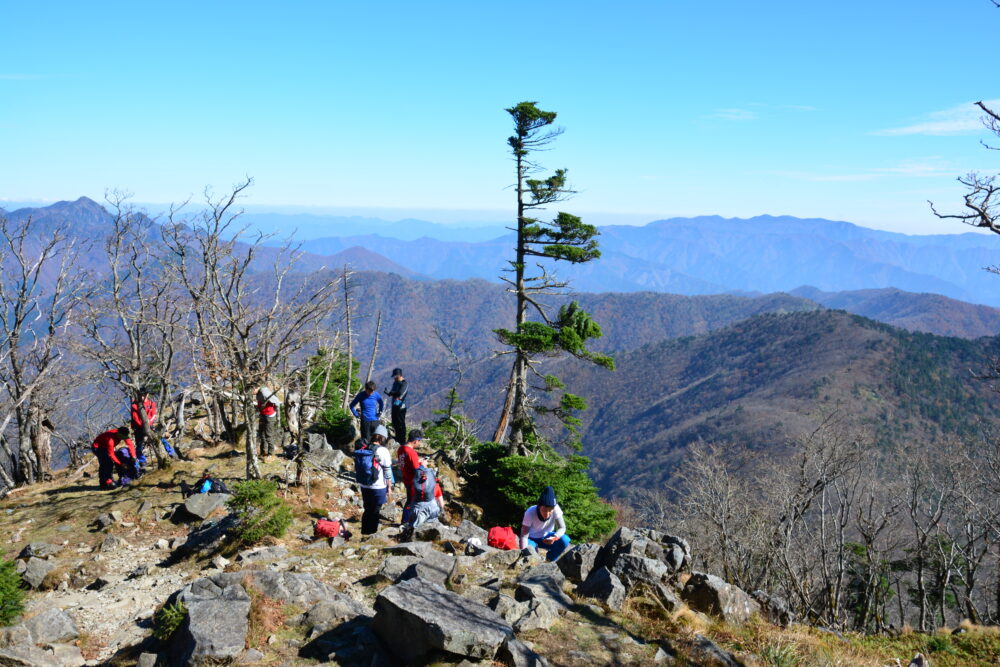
130, 387, 157, 469
91, 426, 137, 489
397, 429, 423, 524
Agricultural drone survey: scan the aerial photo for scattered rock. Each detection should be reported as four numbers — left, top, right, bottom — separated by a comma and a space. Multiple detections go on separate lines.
399, 550, 457, 587
173, 514, 238, 559
237, 545, 289, 563
0, 645, 63, 666
211, 555, 231, 570
155, 539, 170, 550
383, 541, 434, 558
241, 648, 265, 662
497, 636, 551, 667
22, 608, 78, 644
137, 500, 154, 516
489, 594, 531, 625
300, 596, 373, 634
513, 599, 560, 633
100, 533, 128, 552
21, 557, 55, 589
689, 634, 741, 666
751, 589, 795, 627
177, 493, 231, 521
94, 512, 122, 529
16, 543, 62, 560
413, 520, 459, 542
682, 573, 761, 625
169, 577, 252, 665
609, 553, 670, 591
515, 563, 573, 610
373, 577, 513, 661
556, 543, 600, 584
577, 566, 626, 611
137, 652, 157, 667
0, 623, 33, 648
377, 556, 422, 582
455, 520, 489, 543
908, 654, 928, 667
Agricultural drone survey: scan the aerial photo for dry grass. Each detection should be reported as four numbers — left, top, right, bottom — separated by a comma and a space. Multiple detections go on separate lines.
244, 578, 286, 649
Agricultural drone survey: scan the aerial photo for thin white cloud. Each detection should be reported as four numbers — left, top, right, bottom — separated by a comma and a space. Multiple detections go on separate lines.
711, 108, 757, 121
778, 158, 958, 182
874, 99, 1000, 136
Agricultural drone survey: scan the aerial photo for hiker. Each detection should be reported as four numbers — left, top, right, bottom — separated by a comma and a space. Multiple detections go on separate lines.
91, 426, 137, 489
355, 425, 393, 535
349, 380, 384, 444
404, 457, 445, 529
518, 485, 571, 561
130, 387, 157, 468
397, 428, 423, 524
256, 382, 282, 459
385, 368, 408, 443
181, 471, 229, 497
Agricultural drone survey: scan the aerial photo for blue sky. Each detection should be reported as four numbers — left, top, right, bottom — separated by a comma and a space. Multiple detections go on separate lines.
1, 1, 997, 233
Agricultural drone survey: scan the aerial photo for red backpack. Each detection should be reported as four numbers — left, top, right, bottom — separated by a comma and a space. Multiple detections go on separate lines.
487, 526, 518, 550
314, 518, 348, 539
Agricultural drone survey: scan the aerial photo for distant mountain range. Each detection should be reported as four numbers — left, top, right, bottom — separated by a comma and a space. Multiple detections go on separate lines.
290, 214, 1000, 308
6, 198, 1000, 503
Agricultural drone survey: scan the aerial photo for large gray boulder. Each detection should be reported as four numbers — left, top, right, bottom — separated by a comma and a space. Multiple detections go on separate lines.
383, 541, 434, 559
300, 597, 373, 635
598, 527, 690, 578
682, 573, 761, 625
413, 521, 460, 542
513, 599, 560, 633
515, 563, 573, 610
556, 543, 600, 583
17, 543, 62, 560
377, 556, 422, 583
212, 570, 341, 607
399, 551, 457, 587
307, 446, 346, 470
171, 576, 252, 665
373, 577, 513, 661
173, 514, 238, 559
455, 520, 489, 543
608, 553, 670, 590
497, 636, 551, 667
22, 608, 78, 644
689, 634, 741, 666
21, 557, 55, 589
751, 589, 795, 627
577, 566, 626, 611
178, 493, 231, 521
0, 645, 65, 666
236, 545, 288, 563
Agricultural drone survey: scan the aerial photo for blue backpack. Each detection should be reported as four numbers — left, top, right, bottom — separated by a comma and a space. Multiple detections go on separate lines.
354, 441, 381, 486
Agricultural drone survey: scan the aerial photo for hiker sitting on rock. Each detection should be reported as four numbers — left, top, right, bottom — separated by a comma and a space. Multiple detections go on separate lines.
355, 425, 393, 535
91, 426, 137, 489
518, 485, 571, 561
403, 456, 445, 532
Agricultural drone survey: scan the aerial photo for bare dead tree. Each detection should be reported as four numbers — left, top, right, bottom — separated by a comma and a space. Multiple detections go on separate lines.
161, 180, 340, 479
340, 266, 355, 413
0, 213, 88, 487
365, 311, 381, 384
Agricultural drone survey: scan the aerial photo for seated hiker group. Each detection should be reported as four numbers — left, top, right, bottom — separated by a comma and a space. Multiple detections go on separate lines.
88, 370, 572, 561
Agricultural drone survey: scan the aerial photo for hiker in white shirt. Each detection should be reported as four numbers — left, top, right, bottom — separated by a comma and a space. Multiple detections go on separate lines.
518, 485, 571, 561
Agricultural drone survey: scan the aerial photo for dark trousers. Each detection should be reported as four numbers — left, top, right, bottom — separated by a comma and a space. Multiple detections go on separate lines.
361, 486, 387, 535
259, 415, 280, 455
95, 450, 115, 489
402, 484, 415, 524
134, 426, 148, 463
360, 418, 378, 444
391, 406, 407, 444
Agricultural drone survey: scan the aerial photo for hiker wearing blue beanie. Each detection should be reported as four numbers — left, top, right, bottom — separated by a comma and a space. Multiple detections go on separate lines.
518, 485, 571, 561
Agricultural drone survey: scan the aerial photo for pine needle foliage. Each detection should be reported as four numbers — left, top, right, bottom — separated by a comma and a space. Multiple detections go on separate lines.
153, 601, 187, 641
227, 479, 293, 546
466, 441, 616, 542
0, 558, 25, 626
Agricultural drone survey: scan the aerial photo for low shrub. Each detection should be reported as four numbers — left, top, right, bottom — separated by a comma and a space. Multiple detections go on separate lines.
227, 479, 294, 546
153, 601, 187, 641
465, 441, 616, 542
0, 558, 25, 626
314, 406, 355, 446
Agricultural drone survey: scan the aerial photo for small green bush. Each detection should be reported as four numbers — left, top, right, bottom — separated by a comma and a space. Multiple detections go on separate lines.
153, 601, 187, 641
0, 558, 25, 626
465, 441, 616, 542
315, 406, 355, 446
227, 479, 294, 546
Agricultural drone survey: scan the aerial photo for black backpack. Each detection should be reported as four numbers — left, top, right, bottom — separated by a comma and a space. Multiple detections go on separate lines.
413, 465, 436, 503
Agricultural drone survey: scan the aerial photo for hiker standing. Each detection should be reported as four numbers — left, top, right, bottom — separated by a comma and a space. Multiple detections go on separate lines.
255, 382, 281, 458
518, 485, 571, 561
385, 368, 408, 444
349, 380, 384, 444
130, 387, 157, 468
397, 429, 422, 524
355, 425, 393, 535
91, 426, 137, 489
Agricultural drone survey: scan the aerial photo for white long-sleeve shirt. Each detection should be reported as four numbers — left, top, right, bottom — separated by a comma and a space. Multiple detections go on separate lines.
519, 504, 566, 548
358, 445, 393, 490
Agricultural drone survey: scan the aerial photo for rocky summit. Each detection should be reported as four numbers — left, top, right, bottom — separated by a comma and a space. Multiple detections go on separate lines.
0, 431, 988, 666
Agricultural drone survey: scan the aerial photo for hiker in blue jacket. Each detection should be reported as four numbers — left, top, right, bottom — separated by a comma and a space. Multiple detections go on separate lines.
350, 380, 384, 444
